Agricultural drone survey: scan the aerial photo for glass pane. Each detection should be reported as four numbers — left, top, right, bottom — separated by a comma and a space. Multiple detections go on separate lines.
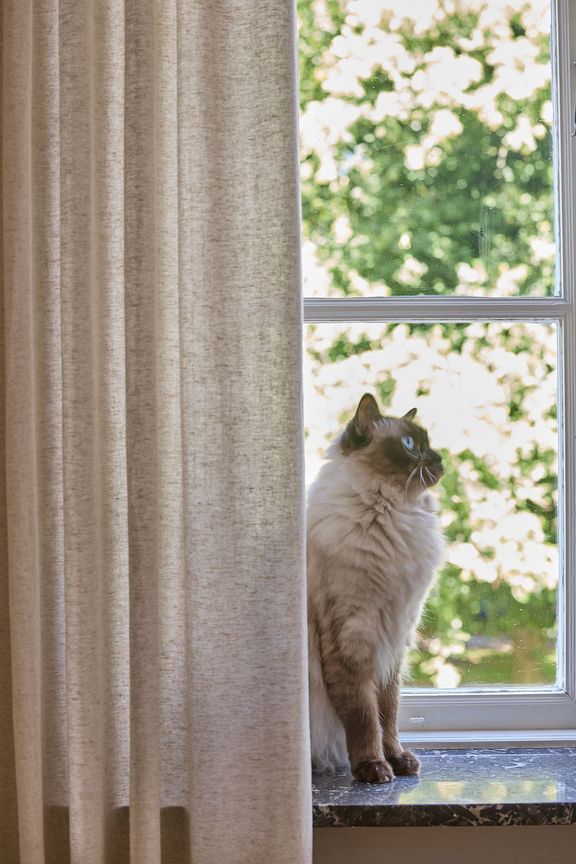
305, 322, 559, 687
299, 1, 556, 297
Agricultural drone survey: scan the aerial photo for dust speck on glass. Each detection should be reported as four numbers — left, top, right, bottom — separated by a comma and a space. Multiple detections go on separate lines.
299, 0, 558, 688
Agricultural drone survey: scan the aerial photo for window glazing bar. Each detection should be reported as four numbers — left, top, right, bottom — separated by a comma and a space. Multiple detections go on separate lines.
304, 296, 571, 322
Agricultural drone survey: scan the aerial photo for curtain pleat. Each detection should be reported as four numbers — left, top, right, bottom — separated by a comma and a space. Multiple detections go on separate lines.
0, 2, 23, 859
176, 2, 309, 859
1, 0, 310, 862
4, 1, 45, 861
124, 1, 162, 859
33, 0, 68, 839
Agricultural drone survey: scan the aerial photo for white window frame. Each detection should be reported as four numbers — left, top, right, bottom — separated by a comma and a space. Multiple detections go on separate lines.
303, 0, 576, 746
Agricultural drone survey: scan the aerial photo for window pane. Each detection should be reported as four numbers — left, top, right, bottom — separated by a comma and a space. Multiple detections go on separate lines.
299, 1, 556, 297
305, 322, 559, 687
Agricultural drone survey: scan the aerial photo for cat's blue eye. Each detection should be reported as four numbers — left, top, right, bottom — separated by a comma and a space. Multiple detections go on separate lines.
402, 435, 415, 451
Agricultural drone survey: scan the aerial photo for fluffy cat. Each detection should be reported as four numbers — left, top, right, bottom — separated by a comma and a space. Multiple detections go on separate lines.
307, 393, 444, 783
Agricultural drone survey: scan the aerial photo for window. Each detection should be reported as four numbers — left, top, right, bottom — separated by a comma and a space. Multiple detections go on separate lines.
300, 0, 576, 743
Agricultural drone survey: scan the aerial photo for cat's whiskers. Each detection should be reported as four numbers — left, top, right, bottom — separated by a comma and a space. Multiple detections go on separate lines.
407, 464, 438, 498
404, 465, 420, 499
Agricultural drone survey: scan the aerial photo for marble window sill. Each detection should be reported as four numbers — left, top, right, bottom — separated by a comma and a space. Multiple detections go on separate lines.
312, 748, 576, 828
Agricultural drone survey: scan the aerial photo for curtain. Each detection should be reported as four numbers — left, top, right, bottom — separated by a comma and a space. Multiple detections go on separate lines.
0, 1, 311, 862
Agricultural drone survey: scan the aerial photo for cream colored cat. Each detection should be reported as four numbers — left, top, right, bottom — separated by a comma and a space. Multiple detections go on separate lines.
307, 393, 444, 783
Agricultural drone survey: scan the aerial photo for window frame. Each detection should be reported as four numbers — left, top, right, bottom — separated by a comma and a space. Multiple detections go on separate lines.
302, 0, 576, 745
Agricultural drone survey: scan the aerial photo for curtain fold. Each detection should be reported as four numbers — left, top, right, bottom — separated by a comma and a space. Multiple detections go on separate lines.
1, 1, 311, 862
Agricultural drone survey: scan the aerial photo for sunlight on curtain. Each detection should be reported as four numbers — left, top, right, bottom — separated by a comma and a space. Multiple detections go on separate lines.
0, 1, 311, 862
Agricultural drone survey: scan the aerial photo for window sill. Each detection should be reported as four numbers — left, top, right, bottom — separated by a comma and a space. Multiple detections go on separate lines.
312, 748, 576, 828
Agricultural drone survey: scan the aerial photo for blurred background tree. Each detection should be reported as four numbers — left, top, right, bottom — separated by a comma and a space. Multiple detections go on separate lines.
299, 0, 558, 687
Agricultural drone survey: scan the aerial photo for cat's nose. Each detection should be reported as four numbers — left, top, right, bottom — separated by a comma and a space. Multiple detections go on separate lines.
428, 449, 443, 466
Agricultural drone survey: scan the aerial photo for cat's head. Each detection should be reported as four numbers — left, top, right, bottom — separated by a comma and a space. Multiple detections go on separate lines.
341, 393, 443, 498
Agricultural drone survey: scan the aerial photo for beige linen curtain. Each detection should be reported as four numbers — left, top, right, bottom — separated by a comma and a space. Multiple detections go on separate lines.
0, 1, 311, 862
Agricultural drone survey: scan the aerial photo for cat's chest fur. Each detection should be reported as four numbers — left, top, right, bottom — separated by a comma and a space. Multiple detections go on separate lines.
307, 460, 444, 665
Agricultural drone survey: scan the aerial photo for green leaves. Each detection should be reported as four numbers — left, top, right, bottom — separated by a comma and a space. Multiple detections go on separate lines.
299, 0, 555, 299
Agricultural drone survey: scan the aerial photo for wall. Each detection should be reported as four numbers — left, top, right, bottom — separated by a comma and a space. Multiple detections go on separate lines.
314, 825, 576, 864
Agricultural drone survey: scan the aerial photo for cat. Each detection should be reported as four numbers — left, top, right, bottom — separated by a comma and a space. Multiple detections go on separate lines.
307, 393, 444, 783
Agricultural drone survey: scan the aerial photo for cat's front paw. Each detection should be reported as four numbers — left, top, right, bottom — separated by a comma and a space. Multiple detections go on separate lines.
353, 758, 394, 784
388, 749, 420, 776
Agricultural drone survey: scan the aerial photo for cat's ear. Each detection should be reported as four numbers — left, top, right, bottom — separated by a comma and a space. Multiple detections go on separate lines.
341, 394, 381, 454
402, 407, 417, 421
355, 393, 381, 432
